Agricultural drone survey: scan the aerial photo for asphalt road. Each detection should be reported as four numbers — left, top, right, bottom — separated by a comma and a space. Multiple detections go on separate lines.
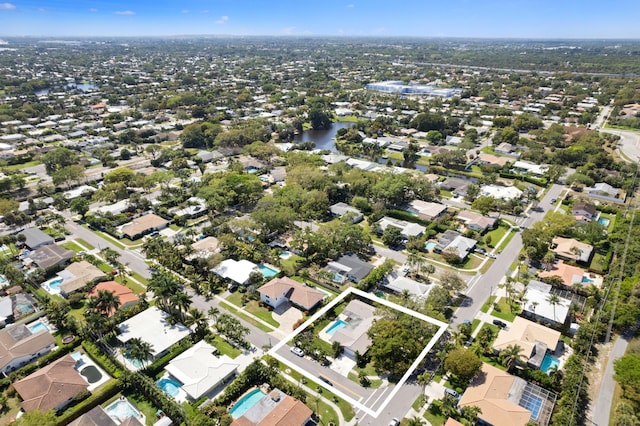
65, 220, 152, 279
451, 183, 565, 328
603, 127, 640, 162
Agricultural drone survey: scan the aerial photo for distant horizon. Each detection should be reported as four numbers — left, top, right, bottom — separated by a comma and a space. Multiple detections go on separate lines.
1, 0, 640, 39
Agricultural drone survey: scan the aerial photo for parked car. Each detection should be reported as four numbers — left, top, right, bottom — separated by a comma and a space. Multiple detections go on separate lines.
445, 388, 461, 399
389, 418, 400, 426
290, 346, 304, 357
493, 319, 507, 328
319, 375, 333, 386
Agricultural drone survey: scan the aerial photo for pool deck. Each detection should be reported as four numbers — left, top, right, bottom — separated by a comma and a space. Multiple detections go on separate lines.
71, 351, 111, 391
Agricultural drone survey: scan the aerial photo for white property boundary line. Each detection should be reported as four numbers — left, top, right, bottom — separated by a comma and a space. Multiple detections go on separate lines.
268, 287, 449, 419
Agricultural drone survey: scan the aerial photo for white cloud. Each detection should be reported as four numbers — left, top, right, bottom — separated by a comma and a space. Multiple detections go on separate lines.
114, 10, 135, 15
281, 26, 296, 35
181, 9, 189, 14
0, 3, 16, 10
201, 9, 209, 14
89, 8, 98, 12
215, 15, 229, 24
346, 3, 355, 8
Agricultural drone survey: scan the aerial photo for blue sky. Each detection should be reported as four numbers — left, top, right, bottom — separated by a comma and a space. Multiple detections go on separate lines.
1, 0, 639, 38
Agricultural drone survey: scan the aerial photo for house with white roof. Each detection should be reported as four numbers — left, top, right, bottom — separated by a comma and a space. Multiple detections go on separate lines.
164, 340, 239, 400
117, 307, 191, 361
377, 216, 426, 238
512, 160, 548, 176
522, 281, 571, 327
480, 184, 523, 201
406, 200, 447, 221
213, 259, 258, 286
383, 276, 433, 299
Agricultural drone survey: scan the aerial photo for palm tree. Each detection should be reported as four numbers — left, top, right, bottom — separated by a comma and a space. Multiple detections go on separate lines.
93, 289, 120, 316
185, 307, 208, 336
147, 270, 181, 310
476, 326, 496, 352
126, 337, 153, 368
546, 293, 561, 323
207, 307, 220, 325
406, 417, 425, 426
171, 290, 193, 322
499, 344, 524, 371
100, 247, 121, 266
423, 263, 435, 281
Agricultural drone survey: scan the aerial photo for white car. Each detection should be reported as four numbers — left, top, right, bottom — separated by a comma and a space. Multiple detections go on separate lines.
290, 346, 304, 357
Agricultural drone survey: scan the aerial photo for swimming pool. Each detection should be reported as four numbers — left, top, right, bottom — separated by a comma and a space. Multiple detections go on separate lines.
325, 319, 348, 336
157, 377, 182, 397
598, 217, 610, 226
229, 388, 266, 419
16, 303, 34, 314
279, 250, 292, 259
124, 355, 145, 369
105, 399, 142, 422
42, 277, 64, 295
27, 321, 51, 334
540, 353, 560, 373
258, 264, 279, 278
332, 273, 345, 283
582, 276, 595, 284
80, 365, 103, 384
0, 275, 6, 284
523, 395, 543, 420
425, 241, 437, 251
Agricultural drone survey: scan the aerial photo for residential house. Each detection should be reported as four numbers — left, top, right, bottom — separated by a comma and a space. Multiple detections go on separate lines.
24, 244, 75, 270
458, 363, 556, 426
170, 197, 207, 219
325, 254, 374, 284
539, 260, 601, 288
512, 160, 548, 176
406, 200, 447, 221
522, 280, 572, 327
383, 276, 433, 299
476, 153, 511, 168
439, 177, 472, 197
268, 166, 287, 183
88, 281, 139, 315
20, 227, 54, 250
434, 230, 477, 259
492, 317, 561, 370
197, 150, 223, 163
551, 237, 593, 263
120, 213, 169, 240
213, 259, 258, 286
164, 340, 239, 401
186, 236, 220, 261
329, 202, 363, 223
494, 142, 516, 155
321, 299, 376, 358
480, 184, 523, 201
456, 210, 497, 232
258, 277, 325, 311
571, 203, 597, 223
585, 182, 625, 203
117, 307, 192, 360
0, 324, 56, 375
69, 406, 144, 426
58, 260, 107, 296
13, 354, 88, 413
0, 296, 13, 327
231, 388, 312, 426
377, 216, 426, 238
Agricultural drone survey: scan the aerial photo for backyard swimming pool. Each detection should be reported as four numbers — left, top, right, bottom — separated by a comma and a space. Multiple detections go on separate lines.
42, 277, 64, 295
325, 319, 348, 336
540, 353, 560, 374
425, 241, 437, 251
229, 388, 266, 419
597, 217, 610, 226
157, 377, 182, 397
258, 264, 279, 278
105, 398, 144, 423
80, 365, 103, 384
27, 320, 51, 334
279, 250, 293, 259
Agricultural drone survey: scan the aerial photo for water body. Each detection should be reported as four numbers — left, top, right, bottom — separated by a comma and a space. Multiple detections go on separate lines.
36, 82, 98, 95
293, 121, 354, 153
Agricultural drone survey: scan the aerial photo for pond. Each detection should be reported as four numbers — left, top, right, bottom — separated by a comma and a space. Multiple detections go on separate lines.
293, 121, 354, 153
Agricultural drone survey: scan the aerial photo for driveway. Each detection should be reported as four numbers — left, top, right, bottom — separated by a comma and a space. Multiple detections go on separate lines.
272, 303, 302, 334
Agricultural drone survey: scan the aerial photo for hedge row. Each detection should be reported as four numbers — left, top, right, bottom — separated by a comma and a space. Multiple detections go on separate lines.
498, 171, 548, 186
55, 380, 120, 426
81, 340, 124, 378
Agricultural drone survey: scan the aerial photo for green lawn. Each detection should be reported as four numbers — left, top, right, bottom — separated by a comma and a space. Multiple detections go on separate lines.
210, 335, 243, 358
412, 394, 427, 411
114, 276, 146, 294
3, 160, 41, 171
353, 362, 378, 377
276, 362, 355, 421
62, 241, 85, 252
89, 228, 126, 249
226, 291, 244, 306
219, 301, 273, 332
280, 254, 304, 275
75, 238, 95, 250
471, 318, 481, 333
491, 297, 519, 322
484, 225, 509, 248
129, 271, 148, 286
245, 301, 280, 328
423, 400, 447, 426
347, 371, 383, 388
480, 296, 496, 313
